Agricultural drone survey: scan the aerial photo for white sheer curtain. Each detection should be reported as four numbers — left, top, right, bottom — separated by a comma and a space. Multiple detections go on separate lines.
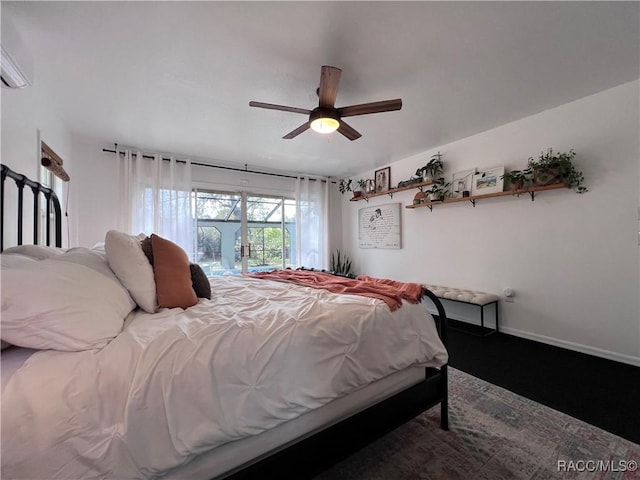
295, 176, 328, 269
116, 148, 194, 258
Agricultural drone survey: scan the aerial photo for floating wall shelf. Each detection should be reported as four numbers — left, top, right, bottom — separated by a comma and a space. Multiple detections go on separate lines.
405, 183, 570, 211
349, 180, 434, 202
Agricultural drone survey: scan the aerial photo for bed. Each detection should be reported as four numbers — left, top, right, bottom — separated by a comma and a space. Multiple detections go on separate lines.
0, 164, 449, 479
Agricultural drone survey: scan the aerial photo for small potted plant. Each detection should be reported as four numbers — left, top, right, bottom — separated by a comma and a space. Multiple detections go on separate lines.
428, 177, 451, 202
527, 148, 587, 193
416, 153, 444, 183
501, 169, 532, 191
330, 249, 352, 275
398, 176, 425, 188
338, 178, 352, 195
349, 179, 366, 199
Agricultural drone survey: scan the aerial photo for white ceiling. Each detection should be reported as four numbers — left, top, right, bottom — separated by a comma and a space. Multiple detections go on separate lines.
2, 1, 638, 178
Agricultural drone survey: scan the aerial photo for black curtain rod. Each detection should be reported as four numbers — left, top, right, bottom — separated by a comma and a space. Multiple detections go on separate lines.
102, 147, 328, 182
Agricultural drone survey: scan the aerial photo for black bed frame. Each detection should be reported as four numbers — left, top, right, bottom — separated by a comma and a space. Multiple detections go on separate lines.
0, 164, 449, 479
0, 164, 62, 252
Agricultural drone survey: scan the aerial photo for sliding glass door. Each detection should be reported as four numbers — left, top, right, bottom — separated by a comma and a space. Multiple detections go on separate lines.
194, 190, 296, 276
194, 191, 242, 275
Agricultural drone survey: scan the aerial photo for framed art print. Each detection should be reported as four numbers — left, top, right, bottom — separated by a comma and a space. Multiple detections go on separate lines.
358, 202, 401, 249
471, 166, 504, 196
374, 167, 391, 193
451, 168, 476, 198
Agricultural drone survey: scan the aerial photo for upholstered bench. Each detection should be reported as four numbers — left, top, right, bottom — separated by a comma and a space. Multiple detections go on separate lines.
423, 284, 499, 335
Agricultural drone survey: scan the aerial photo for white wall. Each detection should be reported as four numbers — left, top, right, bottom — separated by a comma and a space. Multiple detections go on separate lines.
1, 77, 75, 247
341, 81, 640, 366
71, 141, 120, 247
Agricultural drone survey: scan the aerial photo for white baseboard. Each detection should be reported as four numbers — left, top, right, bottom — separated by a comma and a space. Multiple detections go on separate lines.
427, 308, 640, 367
497, 326, 640, 368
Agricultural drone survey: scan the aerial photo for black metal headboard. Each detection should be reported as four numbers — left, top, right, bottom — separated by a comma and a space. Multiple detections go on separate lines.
0, 164, 62, 252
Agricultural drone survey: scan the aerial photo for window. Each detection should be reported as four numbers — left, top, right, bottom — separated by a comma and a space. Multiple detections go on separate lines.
194, 191, 241, 275
245, 195, 295, 270
38, 141, 64, 246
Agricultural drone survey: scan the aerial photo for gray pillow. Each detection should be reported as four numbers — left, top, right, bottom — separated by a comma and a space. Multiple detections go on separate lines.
190, 263, 211, 299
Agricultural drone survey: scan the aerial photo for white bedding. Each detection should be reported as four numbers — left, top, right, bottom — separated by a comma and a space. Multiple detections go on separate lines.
165, 366, 428, 479
1, 275, 447, 479
0, 346, 37, 391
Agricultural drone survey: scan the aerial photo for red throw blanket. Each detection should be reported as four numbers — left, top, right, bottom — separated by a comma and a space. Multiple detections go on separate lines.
247, 270, 423, 311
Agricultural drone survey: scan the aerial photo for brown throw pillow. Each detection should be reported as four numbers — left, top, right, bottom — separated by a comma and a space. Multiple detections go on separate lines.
150, 234, 198, 309
190, 263, 212, 299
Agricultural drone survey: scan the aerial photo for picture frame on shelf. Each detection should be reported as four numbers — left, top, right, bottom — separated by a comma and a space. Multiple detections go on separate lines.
471, 166, 505, 196
374, 167, 391, 193
364, 178, 376, 194
451, 168, 476, 198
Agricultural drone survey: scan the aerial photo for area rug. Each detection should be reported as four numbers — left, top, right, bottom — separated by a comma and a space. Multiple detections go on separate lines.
315, 368, 640, 480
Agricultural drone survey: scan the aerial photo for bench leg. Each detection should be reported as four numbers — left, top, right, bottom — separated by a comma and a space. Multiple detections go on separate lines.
481, 302, 500, 336
435, 296, 499, 336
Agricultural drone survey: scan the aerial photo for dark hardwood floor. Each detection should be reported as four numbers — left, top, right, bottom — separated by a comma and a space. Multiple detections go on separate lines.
445, 319, 640, 445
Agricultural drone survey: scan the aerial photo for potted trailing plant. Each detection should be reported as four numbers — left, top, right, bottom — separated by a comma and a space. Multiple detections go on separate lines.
416, 153, 444, 183
398, 176, 425, 188
349, 179, 370, 198
428, 177, 451, 201
501, 169, 532, 191
338, 178, 352, 195
330, 249, 352, 275
527, 148, 587, 193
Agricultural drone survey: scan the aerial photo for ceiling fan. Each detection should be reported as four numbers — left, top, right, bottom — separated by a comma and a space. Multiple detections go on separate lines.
249, 66, 402, 141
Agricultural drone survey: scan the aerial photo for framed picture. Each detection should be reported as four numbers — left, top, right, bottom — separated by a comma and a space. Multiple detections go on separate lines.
358, 203, 401, 249
471, 166, 505, 196
374, 167, 391, 193
451, 168, 476, 198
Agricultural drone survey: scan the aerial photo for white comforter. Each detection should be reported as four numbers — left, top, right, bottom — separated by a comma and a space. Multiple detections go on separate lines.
2, 275, 447, 479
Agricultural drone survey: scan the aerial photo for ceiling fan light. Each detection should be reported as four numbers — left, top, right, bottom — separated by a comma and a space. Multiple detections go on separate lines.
310, 116, 340, 134
309, 108, 340, 134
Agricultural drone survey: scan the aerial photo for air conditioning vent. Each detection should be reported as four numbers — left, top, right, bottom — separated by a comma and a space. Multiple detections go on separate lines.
1, 45, 30, 89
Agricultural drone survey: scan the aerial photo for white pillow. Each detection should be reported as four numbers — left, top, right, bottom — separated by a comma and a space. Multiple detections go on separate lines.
1, 253, 37, 269
1, 253, 38, 351
104, 230, 158, 313
2, 245, 65, 260
1, 247, 136, 351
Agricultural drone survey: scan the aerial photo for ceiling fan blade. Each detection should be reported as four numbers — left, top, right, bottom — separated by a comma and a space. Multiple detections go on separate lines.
283, 122, 311, 139
318, 66, 342, 109
337, 120, 362, 141
249, 101, 311, 115
337, 99, 402, 118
